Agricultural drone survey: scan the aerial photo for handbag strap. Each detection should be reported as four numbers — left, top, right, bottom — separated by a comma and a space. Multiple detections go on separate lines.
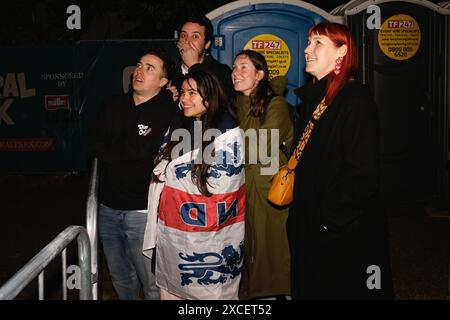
287, 98, 328, 170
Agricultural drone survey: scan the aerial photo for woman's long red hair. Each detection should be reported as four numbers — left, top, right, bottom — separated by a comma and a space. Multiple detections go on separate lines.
308, 23, 359, 105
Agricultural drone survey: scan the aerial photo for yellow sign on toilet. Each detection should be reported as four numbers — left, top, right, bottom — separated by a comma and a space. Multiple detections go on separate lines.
378, 14, 421, 61
244, 34, 291, 79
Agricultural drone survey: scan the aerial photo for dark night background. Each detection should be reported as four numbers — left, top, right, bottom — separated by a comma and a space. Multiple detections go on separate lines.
0, 0, 444, 45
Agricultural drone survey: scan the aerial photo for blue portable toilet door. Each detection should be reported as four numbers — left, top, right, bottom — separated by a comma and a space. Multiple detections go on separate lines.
208, 1, 341, 106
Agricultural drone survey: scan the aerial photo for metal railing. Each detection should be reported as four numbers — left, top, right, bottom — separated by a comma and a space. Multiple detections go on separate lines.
86, 157, 99, 300
0, 226, 92, 300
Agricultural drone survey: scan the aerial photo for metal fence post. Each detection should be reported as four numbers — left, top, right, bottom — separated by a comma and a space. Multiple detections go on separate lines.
86, 157, 99, 300
0, 226, 92, 300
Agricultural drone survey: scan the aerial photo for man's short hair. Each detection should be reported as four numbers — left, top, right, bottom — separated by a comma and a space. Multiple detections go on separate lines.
178, 15, 214, 51
140, 48, 173, 79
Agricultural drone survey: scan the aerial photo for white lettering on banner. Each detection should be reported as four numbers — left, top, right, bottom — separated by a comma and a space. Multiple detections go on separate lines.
40, 72, 84, 81
45, 95, 70, 110
66, 5, 81, 30
48, 98, 66, 107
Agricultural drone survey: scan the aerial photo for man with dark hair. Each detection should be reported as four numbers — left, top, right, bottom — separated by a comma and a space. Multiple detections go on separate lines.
170, 15, 233, 98
88, 48, 179, 300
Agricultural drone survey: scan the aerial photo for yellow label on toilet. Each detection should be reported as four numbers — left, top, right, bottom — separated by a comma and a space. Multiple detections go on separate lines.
244, 34, 291, 79
378, 14, 421, 61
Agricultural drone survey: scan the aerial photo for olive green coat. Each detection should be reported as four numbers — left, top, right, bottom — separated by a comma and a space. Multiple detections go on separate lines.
236, 76, 293, 298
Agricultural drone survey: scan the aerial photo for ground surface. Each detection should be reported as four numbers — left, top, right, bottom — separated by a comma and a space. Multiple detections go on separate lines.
1, 174, 449, 300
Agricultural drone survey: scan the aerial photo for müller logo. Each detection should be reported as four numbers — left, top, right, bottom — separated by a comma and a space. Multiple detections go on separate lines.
45, 95, 69, 110
252, 40, 281, 50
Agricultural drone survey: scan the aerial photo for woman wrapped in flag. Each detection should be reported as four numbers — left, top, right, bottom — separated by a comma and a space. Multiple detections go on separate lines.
143, 70, 246, 300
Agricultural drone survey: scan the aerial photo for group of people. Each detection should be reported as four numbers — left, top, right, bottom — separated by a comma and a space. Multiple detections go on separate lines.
88, 15, 394, 300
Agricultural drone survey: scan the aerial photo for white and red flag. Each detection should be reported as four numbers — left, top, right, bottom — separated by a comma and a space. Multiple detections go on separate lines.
143, 126, 246, 300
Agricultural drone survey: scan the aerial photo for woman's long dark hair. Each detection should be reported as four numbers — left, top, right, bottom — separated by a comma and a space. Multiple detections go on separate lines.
154, 70, 233, 196
234, 50, 270, 123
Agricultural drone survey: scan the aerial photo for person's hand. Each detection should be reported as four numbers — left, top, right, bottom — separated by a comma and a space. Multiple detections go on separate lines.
143, 128, 152, 136
166, 81, 179, 101
178, 40, 201, 68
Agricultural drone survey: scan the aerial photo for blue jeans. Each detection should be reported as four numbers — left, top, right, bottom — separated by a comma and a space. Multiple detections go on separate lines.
99, 204, 159, 300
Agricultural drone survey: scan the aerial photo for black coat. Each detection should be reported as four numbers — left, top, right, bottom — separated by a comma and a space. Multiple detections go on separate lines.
287, 77, 394, 299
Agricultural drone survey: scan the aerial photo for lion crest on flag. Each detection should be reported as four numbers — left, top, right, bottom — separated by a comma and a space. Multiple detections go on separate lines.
178, 241, 244, 286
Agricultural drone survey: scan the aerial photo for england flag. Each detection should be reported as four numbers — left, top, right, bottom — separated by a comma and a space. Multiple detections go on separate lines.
143, 126, 246, 300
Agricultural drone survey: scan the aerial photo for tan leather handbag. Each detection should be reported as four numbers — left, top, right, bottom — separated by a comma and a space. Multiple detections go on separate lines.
268, 98, 328, 206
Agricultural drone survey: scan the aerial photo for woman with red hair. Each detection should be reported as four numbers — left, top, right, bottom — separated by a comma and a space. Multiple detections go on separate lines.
287, 22, 393, 299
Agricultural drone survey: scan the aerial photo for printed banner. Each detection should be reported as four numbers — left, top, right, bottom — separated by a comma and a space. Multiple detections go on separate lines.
0, 40, 178, 172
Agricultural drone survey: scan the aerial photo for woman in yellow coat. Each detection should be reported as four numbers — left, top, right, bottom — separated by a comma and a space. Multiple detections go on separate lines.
232, 50, 293, 299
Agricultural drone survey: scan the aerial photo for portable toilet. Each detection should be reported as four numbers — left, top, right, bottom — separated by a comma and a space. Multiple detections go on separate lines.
206, 0, 343, 106
332, 0, 450, 203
